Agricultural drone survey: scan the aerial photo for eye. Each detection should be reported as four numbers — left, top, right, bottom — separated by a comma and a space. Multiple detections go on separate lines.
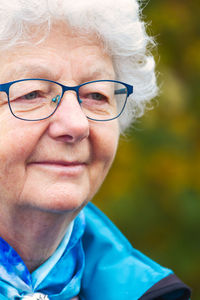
23, 91, 39, 100
87, 92, 107, 101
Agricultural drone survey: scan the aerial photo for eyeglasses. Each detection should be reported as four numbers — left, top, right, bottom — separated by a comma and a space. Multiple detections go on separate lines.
0, 79, 133, 122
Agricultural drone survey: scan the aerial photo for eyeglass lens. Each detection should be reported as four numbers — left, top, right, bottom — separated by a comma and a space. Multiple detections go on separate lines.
8, 80, 128, 121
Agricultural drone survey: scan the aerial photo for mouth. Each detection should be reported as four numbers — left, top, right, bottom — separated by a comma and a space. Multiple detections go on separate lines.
33, 160, 85, 166
28, 161, 86, 176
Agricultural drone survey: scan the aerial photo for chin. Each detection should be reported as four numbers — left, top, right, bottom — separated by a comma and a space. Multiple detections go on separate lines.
21, 189, 90, 215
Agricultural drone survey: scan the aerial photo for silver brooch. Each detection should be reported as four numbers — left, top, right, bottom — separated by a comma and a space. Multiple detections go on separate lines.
22, 293, 50, 300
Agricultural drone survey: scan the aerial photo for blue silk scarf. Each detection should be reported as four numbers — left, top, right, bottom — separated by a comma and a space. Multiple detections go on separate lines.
0, 211, 85, 299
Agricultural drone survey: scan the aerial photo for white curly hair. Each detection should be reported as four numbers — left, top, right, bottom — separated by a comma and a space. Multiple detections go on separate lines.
0, 0, 158, 132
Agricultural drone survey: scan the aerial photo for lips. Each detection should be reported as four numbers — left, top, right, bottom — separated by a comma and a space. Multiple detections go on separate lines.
32, 161, 85, 166
28, 160, 86, 176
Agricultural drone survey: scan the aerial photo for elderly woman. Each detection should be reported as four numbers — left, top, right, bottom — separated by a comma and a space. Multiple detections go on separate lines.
0, 0, 191, 299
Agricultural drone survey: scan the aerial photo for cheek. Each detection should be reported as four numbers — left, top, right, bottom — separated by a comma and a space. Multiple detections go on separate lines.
89, 121, 119, 181
0, 118, 47, 194
0, 117, 47, 164
0, 119, 49, 204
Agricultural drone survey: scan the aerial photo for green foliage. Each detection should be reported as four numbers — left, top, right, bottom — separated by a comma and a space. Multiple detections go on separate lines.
93, 0, 200, 299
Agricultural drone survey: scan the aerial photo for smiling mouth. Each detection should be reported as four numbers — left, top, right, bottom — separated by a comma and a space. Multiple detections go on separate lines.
29, 161, 86, 176
33, 161, 85, 166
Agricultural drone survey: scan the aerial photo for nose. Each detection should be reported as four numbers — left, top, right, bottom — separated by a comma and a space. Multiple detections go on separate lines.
48, 91, 89, 143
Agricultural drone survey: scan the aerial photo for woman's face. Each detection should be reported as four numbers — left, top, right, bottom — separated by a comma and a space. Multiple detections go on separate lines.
0, 23, 119, 214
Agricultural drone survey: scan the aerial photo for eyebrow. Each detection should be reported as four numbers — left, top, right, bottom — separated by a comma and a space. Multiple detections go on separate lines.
79, 67, 115, 83
2, 63, 60, 83
2, 63, 115, 84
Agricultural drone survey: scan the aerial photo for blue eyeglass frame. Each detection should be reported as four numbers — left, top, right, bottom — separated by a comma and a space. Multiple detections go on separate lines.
0, 78, 133, 122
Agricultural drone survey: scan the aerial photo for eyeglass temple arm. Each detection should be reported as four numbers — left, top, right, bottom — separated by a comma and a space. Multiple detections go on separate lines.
114, 88, 127, 95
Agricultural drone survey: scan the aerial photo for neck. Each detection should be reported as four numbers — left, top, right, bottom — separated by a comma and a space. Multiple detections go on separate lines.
0, 205, 77, 272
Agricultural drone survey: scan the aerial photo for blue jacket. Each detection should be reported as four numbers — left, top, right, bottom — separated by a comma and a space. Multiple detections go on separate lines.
80, 203, 191, 300
0, 202, 191, 299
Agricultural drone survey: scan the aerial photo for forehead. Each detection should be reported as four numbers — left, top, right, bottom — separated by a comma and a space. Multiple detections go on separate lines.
0, 22, 115, 84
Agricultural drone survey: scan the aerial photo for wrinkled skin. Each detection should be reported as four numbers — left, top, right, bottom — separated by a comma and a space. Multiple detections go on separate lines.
0, 22, 119, 271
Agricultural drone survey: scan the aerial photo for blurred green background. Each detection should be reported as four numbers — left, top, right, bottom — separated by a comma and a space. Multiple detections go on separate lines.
93, 0, 200, 299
